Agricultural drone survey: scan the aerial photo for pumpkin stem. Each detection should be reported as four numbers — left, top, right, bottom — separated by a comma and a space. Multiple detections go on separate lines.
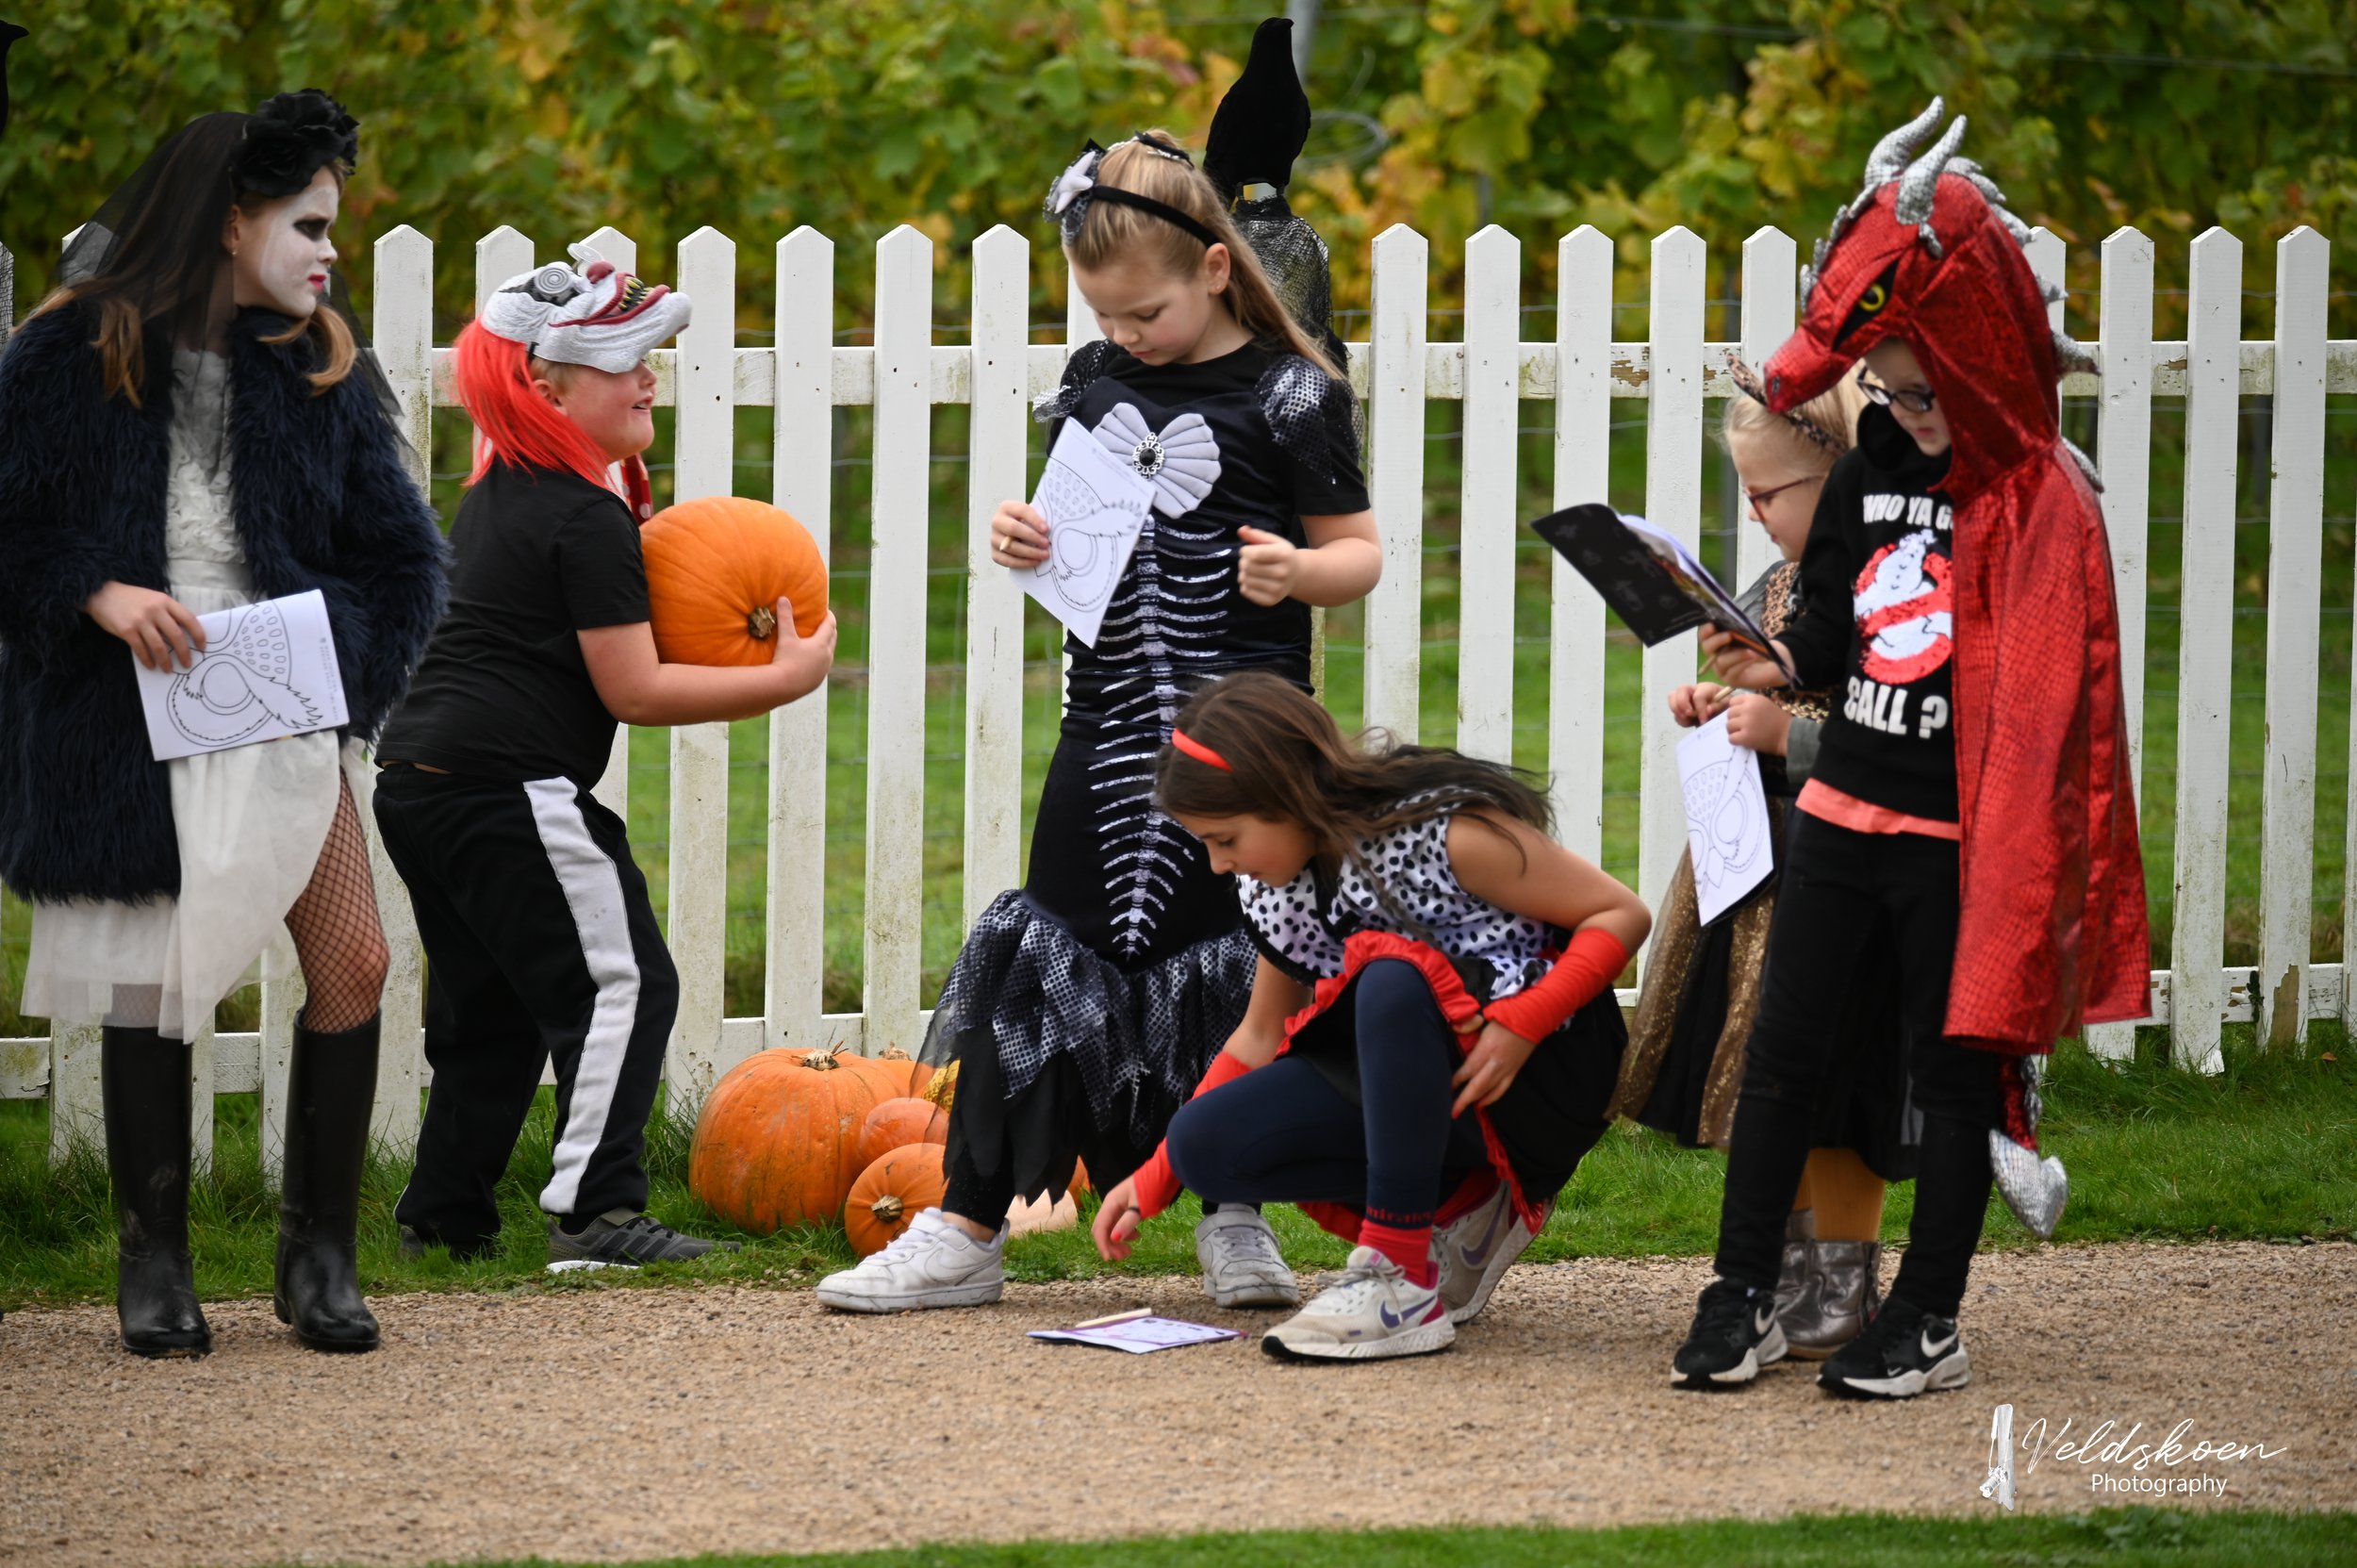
802, 1042, 847, 1072
748, 604, 778, 641
871, 1195, 905, 1225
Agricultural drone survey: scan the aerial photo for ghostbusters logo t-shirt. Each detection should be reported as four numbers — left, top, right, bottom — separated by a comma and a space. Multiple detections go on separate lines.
1774, 404, 1960, 822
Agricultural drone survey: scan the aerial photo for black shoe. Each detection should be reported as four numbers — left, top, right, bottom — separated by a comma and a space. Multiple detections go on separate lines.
548, 1210, 740, 1267
1818, 1295, 1970, 1400
102, 1027, 211, 1358
1671, 1277, 1787, 1390
273, 1014, 382, 1353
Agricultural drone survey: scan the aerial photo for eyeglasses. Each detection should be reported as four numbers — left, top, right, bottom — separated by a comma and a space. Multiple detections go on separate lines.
1744, 474, 1821, 518
1859, 375, 1938, 415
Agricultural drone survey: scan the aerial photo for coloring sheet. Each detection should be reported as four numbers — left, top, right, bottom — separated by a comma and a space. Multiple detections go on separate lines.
134, 589, 347, 762
1028, 1315, 1243, 1355
1676, 712, 1773, 926
1021, 420, 1156, 648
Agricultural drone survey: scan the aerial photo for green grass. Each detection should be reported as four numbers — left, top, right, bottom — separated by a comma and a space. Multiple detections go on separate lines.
3, 1022, 2348, 1311
371, 1510, 2357, 1568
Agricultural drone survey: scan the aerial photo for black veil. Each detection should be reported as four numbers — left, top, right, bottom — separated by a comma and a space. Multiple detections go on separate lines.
54, 92, 406, 437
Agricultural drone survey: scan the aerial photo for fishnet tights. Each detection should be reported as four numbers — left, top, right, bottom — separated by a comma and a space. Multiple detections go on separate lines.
284, 775, 389, 1032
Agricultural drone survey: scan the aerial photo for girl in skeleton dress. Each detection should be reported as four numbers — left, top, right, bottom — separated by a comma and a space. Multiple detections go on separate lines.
816, 127, 1378, 1315
0, 94, 448, 1356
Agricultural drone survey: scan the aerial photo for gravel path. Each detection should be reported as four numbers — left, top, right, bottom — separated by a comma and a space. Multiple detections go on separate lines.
3, 1242, 2351, 1567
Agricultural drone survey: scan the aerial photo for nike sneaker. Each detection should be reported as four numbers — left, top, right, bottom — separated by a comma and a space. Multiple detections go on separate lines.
1434, 1184, 1550, 1325
814, 1209, 1005, 1312
1671, 1276, 1788, 1389
1261, 1246, 1454, 1362
1196, 1205, 1301, 1308
1818, 1295, 1970, 1399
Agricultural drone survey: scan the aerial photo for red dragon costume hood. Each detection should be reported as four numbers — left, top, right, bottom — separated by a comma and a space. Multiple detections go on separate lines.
1762, 101, 2151, 1062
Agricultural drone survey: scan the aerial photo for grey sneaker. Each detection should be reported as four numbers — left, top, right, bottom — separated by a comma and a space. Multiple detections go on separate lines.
1195, 1205, 1301, 1308
1434, 1185, 1549, 1325
547, 1209, 738, 1268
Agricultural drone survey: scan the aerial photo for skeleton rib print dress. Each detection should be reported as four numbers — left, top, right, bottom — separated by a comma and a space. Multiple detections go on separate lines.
921, 337, 1368, 1213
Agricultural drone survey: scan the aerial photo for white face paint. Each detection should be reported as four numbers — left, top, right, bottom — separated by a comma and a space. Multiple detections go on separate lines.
229, 167, 340, 318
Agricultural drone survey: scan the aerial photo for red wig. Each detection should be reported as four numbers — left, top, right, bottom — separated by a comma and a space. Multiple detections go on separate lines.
453, 319, 619, 491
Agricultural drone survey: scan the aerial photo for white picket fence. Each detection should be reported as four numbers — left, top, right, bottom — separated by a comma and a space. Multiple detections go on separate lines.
1, 218, 2350, 1170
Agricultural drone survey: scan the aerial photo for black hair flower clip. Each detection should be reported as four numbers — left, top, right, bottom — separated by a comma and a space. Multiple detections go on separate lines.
233, 88, 360, 199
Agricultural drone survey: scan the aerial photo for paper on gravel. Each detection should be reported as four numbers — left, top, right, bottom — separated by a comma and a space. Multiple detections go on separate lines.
133, 588, 346, 762
1028, 1312, 1242, 1354
1019, 421, 1155, 648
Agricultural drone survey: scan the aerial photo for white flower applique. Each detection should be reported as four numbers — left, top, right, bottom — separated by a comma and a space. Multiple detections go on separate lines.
1091, 403, 1221, 518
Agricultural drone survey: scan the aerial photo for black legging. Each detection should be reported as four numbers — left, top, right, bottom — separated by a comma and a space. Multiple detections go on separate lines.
1715, 812, 2003, 1318
1165, 959, 1487, 1230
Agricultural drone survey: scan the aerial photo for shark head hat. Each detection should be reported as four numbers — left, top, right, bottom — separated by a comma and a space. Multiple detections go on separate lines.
479, 243, 693, 374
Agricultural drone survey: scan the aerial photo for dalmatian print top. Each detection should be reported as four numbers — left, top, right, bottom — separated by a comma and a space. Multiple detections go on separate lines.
1237, 802, 1559, 997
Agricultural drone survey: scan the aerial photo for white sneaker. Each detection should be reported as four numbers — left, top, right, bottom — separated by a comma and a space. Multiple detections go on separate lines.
1434, 1186, 1550, 1325
814, 1209, 1005, 1313
1261, 1246, 1454, 1362
1195, 1205, 1301, 1308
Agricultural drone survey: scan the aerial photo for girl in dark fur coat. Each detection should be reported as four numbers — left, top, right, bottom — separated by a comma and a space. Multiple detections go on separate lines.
0, 92, 448, 1358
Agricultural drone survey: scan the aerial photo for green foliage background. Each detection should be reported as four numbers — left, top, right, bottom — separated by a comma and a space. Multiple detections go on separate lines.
6, 1, 2353, 331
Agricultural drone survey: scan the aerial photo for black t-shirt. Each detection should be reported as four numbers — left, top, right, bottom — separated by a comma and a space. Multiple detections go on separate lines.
1779, 404, 1959, 819
377, 462, 649, 787
1043, 338, 1369, 707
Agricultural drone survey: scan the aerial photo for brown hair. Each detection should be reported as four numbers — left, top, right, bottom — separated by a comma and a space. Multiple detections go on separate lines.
1155, 671, 1554, 879
34, 112, 355, 405
1720, 368, 1867, 475
1068, 133, 1343, 382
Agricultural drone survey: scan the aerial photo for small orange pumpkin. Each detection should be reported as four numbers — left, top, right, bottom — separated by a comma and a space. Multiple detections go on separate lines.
1070, 1157, 1093, 1198
687, 1045, 903, 1233
640, 495, 828, 668
872, 1046, 935, 1100
844, 1145, 948, 1257
853, 1096, 948, 1172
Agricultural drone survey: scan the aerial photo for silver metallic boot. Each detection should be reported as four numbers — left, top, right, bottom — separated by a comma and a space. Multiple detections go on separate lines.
1772, 1207, 1815, 1328
1784, 1239, 1883, 1359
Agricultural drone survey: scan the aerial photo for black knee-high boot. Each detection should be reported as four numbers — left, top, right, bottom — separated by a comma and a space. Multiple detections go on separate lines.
101, 1026, 211, 1357
274, 1013, 382, 1352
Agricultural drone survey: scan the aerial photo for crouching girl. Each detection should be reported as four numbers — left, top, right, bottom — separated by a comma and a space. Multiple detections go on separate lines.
1092, 672, 1648, 1359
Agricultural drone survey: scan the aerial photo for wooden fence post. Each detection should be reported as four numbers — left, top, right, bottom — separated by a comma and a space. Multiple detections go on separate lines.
1735, 226, 1796, 590
1638, 227, 1706, 966
766, 227, 834, 1050
863, 225, 933, 1057
963, 225, 1029, 932
2169, 228, 2243, 1075
1548, 226, 1613, 866
664, 226, 738, 1103
1457, 224, 1520, 763
1365, 224, 1427, 743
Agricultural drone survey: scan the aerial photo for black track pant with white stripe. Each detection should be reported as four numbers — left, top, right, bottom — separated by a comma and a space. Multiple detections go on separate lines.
373, 766, 680, 1249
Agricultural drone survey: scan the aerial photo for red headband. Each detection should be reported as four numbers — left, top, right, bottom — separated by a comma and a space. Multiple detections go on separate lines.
1170, 727, 1231, 771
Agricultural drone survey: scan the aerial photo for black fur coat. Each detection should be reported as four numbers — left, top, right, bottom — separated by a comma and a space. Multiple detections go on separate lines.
0, 303, 449, 903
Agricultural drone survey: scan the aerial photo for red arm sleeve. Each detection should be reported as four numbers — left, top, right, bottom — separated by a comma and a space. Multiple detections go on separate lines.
1129, 1048, 1255, 1220
1481, 927, 1630, 1046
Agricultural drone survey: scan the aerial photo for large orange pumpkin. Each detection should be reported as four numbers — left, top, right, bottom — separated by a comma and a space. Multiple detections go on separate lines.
853, 1097, 948, 1172
640, 496, 828, 667
688, 1045, 903, 1232
844, 1145, 949, 1258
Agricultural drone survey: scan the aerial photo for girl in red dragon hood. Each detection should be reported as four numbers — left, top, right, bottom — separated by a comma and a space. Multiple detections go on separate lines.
1672, 100, 2149, 1400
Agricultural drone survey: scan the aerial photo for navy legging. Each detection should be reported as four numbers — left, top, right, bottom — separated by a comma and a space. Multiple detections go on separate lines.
1164, 959, 1487, 1230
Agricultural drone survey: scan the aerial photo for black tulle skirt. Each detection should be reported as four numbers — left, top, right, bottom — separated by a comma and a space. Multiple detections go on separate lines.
922, 720, 1260, 1207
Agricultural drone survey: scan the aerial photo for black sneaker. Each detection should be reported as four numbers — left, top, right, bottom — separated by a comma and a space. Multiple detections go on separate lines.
1818, 1295, 1970, 1400
1672, 1277, 1788, 1389
547, 1209, 740, 1269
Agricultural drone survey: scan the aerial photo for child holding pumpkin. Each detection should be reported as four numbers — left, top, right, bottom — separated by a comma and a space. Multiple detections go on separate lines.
373, 253, 837, 1267
816, 122, 1379, 1314
1089, 672, 1647, 1360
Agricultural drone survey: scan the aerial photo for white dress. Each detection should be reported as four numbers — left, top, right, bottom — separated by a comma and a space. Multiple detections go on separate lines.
24, 350, 347, 1040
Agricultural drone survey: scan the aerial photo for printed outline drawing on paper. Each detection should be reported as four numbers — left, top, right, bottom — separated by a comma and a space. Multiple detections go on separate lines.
1032, 462, 1146, 616
1682, 752, 1769, 903
165, 599, 323, 748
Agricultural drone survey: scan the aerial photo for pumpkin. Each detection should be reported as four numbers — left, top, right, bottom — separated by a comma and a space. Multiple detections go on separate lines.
852, 1096, 948, 1172
922, 1058, 960, 1114
872, 1046, 935, 1100
843, 1145, 948, 1257
640, 495, 829, 668
687, 1045, 904, 1233
1070, 1158, 1093, 1198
